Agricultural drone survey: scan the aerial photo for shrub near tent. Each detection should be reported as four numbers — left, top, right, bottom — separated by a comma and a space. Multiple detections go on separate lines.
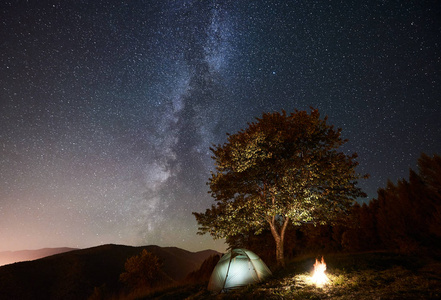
208, 249, 272, 293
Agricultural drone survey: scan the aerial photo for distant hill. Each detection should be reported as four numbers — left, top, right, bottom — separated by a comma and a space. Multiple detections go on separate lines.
0, 244, 219, 300
0, 247, 78, 266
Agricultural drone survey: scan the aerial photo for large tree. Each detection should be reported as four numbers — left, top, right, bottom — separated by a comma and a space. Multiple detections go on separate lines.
193, 109, 367, 267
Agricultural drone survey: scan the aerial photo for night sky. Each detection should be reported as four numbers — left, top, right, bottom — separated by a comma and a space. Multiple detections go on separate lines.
1, 0, 440, 253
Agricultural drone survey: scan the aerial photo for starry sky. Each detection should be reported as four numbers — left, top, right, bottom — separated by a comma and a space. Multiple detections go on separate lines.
1, 0, 440, 253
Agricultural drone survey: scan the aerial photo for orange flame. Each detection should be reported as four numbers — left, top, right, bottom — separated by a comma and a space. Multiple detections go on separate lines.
311, 256, 330, 286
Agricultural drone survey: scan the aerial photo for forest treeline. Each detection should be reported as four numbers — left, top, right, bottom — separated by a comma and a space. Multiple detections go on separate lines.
227, 153, 441, 264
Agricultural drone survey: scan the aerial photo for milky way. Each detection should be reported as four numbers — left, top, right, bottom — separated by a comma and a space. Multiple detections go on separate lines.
1, 1, 440, 252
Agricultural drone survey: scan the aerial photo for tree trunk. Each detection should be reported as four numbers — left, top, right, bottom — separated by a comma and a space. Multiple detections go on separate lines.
268, 215, 290, 268
275, 238, 285, 268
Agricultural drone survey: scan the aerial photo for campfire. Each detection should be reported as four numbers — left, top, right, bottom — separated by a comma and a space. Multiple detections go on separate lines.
311, 256, 330, 287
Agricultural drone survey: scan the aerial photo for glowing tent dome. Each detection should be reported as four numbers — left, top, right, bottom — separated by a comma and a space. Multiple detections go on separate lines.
207, 248, 272, 293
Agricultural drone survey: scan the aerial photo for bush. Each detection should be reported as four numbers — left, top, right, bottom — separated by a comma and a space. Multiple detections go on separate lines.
119, 249, 162, 289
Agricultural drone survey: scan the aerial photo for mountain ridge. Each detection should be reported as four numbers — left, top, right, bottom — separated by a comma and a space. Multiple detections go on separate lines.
0, 244, 220, 300
0, 247, 78, 266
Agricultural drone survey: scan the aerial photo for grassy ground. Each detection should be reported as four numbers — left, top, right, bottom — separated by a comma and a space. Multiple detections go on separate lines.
132, 252, 441, 300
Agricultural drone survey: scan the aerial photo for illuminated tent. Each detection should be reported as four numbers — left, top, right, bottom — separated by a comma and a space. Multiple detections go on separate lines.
207, 248, 272, 293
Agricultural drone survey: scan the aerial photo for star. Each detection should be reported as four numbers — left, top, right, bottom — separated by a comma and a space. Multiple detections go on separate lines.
0, 0, 439, 253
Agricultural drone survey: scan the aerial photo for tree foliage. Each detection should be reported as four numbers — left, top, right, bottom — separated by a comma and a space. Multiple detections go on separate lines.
218, 153, 441, 257
119, 249, 162, 289
337, 153, 441, 254
193, 109, 367, 266
375, 153, 441, 253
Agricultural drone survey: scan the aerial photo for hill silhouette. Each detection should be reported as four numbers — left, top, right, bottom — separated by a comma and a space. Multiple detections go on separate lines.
0, 247, 77, 266
0, 244, 219, 300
